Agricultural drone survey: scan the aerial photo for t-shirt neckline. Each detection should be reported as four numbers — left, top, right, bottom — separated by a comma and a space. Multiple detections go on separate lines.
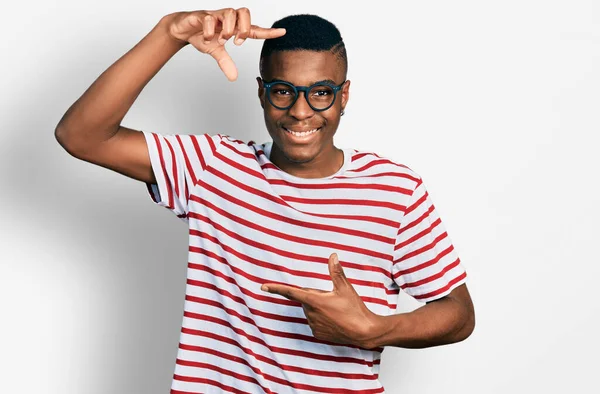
261, 141, 351, 181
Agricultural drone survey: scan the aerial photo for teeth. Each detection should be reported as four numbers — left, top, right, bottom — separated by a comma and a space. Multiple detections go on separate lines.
284, 128, 319, 137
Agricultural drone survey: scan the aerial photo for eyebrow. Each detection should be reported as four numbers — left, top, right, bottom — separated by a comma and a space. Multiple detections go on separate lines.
270, 78, 338, 86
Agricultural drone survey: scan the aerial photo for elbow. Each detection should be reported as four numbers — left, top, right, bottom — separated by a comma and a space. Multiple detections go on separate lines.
55, 126, 74, 155
455, 306, 476, 343
54, 125, 66, 147
55, 125, 84, 159
449, 284, 476, 343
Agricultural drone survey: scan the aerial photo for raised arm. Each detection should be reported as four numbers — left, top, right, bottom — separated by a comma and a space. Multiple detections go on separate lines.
54, 13, 187, 184
54, 9, 286, 183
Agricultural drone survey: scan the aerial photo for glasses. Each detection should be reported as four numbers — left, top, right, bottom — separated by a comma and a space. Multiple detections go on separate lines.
261, 78, 346, 112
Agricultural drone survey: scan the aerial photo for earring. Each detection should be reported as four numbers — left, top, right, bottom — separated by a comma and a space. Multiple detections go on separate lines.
341, 109, 345, 116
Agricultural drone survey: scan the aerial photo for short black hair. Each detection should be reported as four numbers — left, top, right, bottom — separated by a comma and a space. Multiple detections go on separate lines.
259, 14, 348, 79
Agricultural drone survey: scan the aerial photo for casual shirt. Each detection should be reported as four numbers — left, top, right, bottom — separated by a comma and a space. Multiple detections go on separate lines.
143, 131, 467, 394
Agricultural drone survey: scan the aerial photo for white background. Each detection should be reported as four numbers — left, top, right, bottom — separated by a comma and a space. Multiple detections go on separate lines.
1, 0, 598, 393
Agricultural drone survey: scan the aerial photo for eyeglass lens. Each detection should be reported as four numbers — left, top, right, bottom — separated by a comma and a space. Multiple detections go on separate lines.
268, 83, 336, 110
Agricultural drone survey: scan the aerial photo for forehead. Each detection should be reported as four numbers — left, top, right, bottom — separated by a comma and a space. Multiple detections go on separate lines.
264, 50, 344, 85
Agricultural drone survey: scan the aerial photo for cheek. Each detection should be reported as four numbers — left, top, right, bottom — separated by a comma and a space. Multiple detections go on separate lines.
322, 113, 340, 130
263, 108, 277, 123
266, 113, 281, 128
264, 113, 284, 138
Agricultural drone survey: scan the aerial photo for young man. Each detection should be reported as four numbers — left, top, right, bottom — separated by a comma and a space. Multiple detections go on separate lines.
55, 8, 475, 394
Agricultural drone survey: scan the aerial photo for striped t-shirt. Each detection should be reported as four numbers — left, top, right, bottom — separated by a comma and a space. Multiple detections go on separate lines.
143, 131, 467, 394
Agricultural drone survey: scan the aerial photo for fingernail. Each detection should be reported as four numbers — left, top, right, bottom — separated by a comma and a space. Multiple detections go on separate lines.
218, 38, 227, 45
334, 254, 339, 265
234, 38, 244, 45
261, 285, 269, 292
204, 40, 211, 45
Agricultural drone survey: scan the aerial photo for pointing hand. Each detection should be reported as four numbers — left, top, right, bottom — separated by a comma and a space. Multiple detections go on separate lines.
261, 253, 381, 348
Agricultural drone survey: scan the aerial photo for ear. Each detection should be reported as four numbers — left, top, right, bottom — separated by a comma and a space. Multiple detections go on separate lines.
257, 76, 265, 109
341, 79, 350, 113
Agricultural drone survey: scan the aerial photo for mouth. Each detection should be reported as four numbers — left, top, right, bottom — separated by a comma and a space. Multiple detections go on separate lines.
282, 126, 322, 140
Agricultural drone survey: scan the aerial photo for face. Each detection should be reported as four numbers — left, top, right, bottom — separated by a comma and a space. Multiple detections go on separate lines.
257, 50, 350, 169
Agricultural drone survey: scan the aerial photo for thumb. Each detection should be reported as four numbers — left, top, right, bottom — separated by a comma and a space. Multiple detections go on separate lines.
208, 45, 238, 81
328, 253, 349, 291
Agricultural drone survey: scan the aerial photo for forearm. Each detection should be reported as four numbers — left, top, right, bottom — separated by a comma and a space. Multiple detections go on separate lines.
55, 13, 187, 150
366, 294, 475, 349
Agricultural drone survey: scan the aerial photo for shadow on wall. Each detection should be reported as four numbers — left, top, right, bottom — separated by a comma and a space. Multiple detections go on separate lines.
0, 34, 262, 393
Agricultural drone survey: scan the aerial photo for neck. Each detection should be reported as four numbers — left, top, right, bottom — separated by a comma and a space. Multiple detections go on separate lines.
269, 144, 344, 179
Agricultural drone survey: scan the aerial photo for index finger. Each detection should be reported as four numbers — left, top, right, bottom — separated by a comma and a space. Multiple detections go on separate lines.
248, 25, 286, 40
262, 283, 312, 303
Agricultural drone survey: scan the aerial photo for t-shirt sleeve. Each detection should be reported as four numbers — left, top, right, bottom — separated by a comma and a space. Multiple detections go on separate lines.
391, 175, 467, 303
142, 130, 222, 222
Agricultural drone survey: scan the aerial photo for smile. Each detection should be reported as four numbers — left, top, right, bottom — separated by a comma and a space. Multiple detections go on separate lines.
283, 127, 321, 138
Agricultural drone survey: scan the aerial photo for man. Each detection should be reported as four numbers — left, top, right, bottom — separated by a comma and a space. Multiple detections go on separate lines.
55, 8, 475, 393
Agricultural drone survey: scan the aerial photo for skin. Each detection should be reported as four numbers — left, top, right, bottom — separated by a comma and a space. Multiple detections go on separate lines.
255, 30, 475, 349
55, 7, 475, 350
257, 50, 350, 178
175, 9, 475, 348
262, 254, 475, 349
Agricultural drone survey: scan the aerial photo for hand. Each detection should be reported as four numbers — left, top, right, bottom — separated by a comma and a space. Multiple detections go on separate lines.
162, 8, 286, 81
261, 253, 381, 348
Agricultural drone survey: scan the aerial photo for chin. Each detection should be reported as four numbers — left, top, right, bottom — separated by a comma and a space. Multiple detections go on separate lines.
281, 145, 318, 164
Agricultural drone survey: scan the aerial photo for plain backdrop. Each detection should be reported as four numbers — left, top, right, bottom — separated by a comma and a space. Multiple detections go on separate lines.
1, 0, 598, 393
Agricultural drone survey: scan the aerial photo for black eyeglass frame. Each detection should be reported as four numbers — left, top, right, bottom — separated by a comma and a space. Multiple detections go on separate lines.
260, 78, 346, 112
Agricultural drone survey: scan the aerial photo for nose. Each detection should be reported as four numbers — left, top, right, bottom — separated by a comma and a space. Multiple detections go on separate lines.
288, 90, 315, 120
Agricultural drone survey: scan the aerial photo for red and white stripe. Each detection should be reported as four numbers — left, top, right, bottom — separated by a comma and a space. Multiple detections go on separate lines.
143, 131, 467, 394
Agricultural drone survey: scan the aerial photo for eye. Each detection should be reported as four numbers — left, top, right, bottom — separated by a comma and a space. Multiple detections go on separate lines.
274, 89, 292, 96
310, 85, 334, 97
